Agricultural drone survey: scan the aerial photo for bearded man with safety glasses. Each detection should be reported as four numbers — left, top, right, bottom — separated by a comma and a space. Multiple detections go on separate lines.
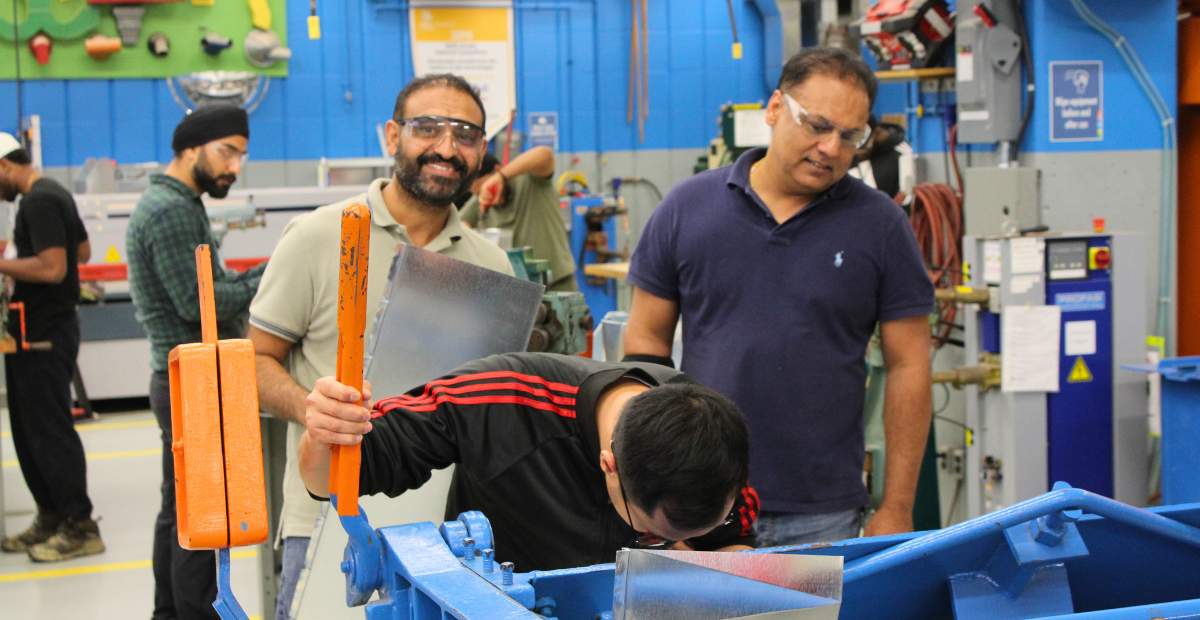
247, 74, 513, 620
625, 47, 935, 548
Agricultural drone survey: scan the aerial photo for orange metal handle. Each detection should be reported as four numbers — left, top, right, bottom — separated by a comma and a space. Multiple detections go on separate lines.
196, 245, 218, 345
330, 203, 370, 517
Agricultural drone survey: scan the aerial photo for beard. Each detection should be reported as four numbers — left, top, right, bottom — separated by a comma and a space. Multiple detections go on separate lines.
193, 151, 237, 199
0, 179, 18, 202
394, 148, 473, 210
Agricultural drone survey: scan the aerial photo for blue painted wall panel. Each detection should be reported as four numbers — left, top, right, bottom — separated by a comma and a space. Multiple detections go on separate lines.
869, 0, 1176, 156
7, 0, 1173, 165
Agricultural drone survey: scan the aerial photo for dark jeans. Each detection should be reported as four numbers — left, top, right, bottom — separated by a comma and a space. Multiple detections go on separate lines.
150, 370, 220, 620
5, 318, 92, 520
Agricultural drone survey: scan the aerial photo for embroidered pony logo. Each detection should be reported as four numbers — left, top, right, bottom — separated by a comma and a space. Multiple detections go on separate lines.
834, 251, 844, 268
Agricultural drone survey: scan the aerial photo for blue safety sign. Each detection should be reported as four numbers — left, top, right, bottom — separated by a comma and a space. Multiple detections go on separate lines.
1055, 291, 1106, 312
527, 112, 559, 151
1050, 61, 1103, 142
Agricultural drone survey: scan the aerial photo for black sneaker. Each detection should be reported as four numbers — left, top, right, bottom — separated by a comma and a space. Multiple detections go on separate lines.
1, 510, 61, 553
28, 516, 105, 562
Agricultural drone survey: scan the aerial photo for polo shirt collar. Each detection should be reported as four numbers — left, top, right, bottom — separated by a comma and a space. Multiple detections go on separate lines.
150, 173, 202, 203
365, 178, 466, 252
725, 147, 854, 218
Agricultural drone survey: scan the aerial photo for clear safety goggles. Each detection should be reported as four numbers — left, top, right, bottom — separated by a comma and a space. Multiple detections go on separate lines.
782, 92, 872, 149
399, 115, 486, 152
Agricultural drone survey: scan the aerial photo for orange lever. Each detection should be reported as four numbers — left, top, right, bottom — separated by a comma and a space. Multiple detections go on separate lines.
329, 203, 370, 517
168, 245, 268, 549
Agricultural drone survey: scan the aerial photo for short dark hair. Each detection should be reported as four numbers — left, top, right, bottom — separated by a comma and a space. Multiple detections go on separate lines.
3, 148, 32, 166
478, 152, 501, 177
778, 47, 878, 109
393, 74, 486, 126
612, 382, 750, 532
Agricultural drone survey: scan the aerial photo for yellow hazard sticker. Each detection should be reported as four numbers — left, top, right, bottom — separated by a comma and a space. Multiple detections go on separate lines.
1068, 356, 1093, 383
105, 245, 121, 263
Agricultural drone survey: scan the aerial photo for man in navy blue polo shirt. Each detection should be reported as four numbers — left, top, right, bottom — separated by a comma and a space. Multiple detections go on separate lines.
624, 47, 934, 547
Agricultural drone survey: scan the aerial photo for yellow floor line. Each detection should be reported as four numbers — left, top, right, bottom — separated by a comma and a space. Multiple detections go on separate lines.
2, 419, 157, 439
0, 549, 257, 583
3, 448, 161, 468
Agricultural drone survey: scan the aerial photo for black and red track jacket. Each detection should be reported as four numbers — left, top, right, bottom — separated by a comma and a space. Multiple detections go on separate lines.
356, 352, 760, 572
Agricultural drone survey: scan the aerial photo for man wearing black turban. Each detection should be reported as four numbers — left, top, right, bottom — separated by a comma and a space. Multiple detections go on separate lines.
126, 104, 266, 620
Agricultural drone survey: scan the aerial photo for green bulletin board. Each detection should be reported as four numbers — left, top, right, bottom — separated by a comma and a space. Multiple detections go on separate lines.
0, 0, 288, 79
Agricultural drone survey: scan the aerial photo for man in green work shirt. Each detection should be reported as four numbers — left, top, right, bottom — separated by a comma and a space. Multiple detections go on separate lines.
460, 145, 578, 292
126, 104, 265, 620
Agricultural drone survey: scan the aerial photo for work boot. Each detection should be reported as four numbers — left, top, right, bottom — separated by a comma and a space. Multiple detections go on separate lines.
1, 510, 61, 553
28, 516, 105, 562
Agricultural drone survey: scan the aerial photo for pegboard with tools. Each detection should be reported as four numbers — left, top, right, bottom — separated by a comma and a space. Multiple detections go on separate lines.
0, 0, 288, 78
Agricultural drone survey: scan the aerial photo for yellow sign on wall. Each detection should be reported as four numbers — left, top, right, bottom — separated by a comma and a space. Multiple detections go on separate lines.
409, 2, 516, 137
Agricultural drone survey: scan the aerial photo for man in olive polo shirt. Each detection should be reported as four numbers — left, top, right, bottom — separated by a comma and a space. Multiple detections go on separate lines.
247, 74, 513, 620
459, 145, 577, 292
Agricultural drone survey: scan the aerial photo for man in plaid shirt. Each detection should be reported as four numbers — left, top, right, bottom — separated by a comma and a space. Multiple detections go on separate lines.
127, 104, 265, 620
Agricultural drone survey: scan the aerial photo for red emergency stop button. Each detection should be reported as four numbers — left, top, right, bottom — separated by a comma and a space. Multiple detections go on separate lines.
1089, 247, 1111, 270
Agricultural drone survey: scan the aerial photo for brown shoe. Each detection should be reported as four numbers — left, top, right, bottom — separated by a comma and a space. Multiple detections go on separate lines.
28, 516, 105, 562
1, 510, 61, 553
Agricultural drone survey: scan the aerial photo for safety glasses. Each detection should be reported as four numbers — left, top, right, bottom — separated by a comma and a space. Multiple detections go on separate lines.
213, 142, 249, 167
782, 92, 871, 149
399, 115, 486, 152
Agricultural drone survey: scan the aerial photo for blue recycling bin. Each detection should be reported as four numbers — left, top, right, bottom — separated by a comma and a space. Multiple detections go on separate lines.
1146, 357, 1200, 505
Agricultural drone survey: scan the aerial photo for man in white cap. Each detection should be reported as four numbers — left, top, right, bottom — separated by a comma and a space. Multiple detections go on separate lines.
0, 132, 104, 562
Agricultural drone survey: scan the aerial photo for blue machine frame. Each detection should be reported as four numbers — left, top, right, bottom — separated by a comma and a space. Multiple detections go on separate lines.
567, 195, 619, 320
320, 483, 1200, 620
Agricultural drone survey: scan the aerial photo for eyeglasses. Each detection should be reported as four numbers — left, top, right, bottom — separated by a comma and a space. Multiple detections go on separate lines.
399, 115, 486, 152
213, 143, 249, 166
781, 92, 871, 149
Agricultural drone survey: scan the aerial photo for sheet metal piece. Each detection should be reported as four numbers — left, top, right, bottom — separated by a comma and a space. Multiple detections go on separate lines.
363, 243, 545, 397
613, 550, 842, 620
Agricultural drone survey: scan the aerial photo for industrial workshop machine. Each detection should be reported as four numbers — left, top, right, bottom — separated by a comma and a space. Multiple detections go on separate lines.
507, 247, 593, 356
566, 193, 626, 321
692, 102, 772, 173
850, 0, 955, 71
72, 184, 364, 401
939, 232, 1148, 518
324, 481, 1200, 620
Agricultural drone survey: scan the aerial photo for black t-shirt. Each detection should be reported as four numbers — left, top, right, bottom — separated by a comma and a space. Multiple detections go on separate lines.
10, 178, 87, 341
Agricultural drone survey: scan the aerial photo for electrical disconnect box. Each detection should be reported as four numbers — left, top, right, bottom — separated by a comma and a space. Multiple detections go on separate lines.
963, 167, 1041, 235
955, 0, 1023, 143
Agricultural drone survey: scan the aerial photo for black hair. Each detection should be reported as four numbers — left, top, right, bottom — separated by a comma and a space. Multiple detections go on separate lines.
612, 382, 750, 532
4, 148, 32, 166
777, 47, 878, 109
393, 74, 487, 126
478, 152, 501, 177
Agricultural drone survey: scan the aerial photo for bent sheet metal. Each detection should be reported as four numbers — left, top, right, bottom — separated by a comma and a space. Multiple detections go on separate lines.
613, 549, 842, 620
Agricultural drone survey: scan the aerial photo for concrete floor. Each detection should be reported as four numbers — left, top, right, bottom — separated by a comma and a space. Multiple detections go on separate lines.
1, 408, 263, 620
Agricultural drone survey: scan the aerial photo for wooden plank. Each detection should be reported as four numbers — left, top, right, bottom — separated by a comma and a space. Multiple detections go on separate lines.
875, 67, 956, 83
584, 262, 630, 280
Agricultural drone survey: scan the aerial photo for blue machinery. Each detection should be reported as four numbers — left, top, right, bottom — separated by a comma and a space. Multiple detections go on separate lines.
566, 194, 623, 321
323, 483, 1200, 620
